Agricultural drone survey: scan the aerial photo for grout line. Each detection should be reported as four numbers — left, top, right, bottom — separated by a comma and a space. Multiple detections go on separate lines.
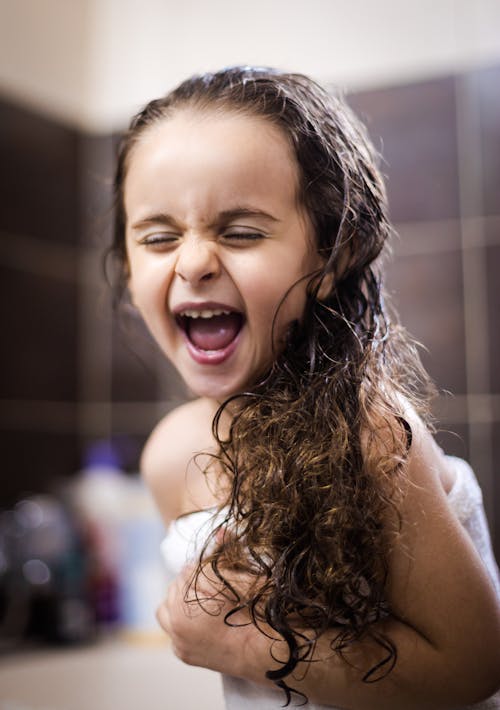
3, 215, 499, 282
3, 395, 500, 433
391, 215, 500, 258
0, 229, 115, 284
455, 72, 495, 526
0, 400, 77, 433
0, 230, 77, 282
433, 393, 500, 423
76, 137, 115, 441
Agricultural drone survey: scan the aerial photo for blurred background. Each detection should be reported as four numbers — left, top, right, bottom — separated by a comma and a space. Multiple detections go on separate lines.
0, 0, 499, 708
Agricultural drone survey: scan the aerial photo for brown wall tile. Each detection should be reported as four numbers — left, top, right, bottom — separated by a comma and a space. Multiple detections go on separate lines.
387, 251, 466, 394
486, 244, 500, 393
476, 65, 500, 218
385, 245, 466, 394
78, 133, 116, 248
0, 265, 77, 400
0, 430, 79, 506
0, 99, 80, 505
435, 421, 470, 461
348, 77, 460, 223
111, 313, 160, 402
0, 101, 79, 244
491, 422, 500, 559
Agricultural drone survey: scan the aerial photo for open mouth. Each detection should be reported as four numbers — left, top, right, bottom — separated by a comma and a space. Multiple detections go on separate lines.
175, 308, 244, 353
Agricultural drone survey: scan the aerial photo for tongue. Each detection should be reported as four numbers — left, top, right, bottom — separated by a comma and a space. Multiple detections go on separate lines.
187, 313, 242, 351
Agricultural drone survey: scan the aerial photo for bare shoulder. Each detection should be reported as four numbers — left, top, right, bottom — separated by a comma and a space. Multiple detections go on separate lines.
383, 402, 500, 689
394, 400, 458, 495
141, 397, 218, 524
365, 395, 455, 493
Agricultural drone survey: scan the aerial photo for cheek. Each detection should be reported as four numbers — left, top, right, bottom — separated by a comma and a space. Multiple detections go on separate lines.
274, 269, 311, 318
128, 278, 167, 342
249, 284, 306, 348
128, 257, 169, 312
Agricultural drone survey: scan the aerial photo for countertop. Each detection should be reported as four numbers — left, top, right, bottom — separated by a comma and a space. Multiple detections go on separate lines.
0, 635, 225, 710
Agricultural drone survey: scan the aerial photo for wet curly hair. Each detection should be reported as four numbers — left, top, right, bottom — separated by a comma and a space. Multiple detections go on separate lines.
111, 66, 435, 703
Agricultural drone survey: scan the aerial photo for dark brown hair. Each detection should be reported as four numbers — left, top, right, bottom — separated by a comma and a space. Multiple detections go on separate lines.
111, 66, 434, 704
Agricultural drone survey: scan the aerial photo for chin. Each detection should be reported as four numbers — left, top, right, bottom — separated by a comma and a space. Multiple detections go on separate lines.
187, 375, 246, 403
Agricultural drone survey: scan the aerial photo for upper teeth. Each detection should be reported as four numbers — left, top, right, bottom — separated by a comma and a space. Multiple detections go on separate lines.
179, 308, 231, 319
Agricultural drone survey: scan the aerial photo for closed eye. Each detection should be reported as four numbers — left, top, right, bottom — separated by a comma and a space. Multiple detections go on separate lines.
222, 231, 266, 242
140, 233, 179, 249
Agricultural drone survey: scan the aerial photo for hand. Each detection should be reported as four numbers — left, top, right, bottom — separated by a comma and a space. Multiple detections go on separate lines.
157, 564, 256, 676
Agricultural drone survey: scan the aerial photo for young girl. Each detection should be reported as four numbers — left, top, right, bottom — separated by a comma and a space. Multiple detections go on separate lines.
111, 66, 500, 709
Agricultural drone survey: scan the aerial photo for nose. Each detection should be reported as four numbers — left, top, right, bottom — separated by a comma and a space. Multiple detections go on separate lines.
174, 236, 221, 284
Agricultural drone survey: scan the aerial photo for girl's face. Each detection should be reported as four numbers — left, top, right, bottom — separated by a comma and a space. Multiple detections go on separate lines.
124, 109, 324, 400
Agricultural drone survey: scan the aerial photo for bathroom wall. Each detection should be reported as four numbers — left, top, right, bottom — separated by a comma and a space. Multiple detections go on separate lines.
0, 101, 81, 502
2, 0, 500, 132
349, 66, 500, 554
1, 0, 499, 554
1, 63, 498, 556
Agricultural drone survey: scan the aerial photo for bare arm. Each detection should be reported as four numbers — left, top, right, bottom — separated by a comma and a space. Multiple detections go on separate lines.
159, 418, 500, 709
141, 397, 220, 524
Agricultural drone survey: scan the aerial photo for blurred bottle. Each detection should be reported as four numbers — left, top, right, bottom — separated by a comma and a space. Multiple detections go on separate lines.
71, 440, 125, 627
0, 494, 94, 647
116, 475, 166, 641
70, 440, 166, 640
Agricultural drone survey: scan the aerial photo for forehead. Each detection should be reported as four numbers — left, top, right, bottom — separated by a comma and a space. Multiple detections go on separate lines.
123, 108, 301, 218
130, 106, 295, 162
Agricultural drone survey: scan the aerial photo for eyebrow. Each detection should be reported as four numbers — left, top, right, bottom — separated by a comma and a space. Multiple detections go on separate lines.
130, 206, 280, 231
215, 207, 280, 226
130, 213, 180, 231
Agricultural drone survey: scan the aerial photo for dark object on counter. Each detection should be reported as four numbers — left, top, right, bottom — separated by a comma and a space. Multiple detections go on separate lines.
0, 494, 95, 650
